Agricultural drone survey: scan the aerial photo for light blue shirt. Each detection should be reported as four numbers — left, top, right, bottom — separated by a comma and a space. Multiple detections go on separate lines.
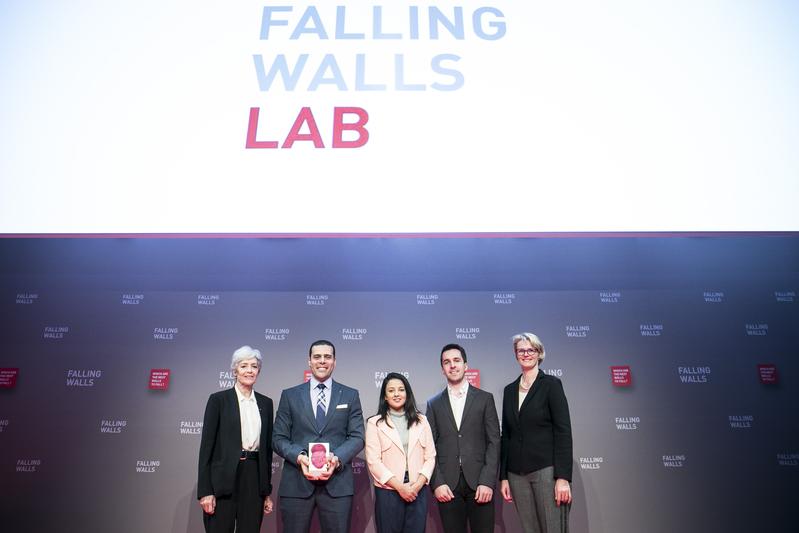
310, 376, 332, 416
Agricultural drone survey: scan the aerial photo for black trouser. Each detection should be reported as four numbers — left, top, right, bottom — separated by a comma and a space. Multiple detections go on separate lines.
437, 471, 495, 533
204, 458, 263, 533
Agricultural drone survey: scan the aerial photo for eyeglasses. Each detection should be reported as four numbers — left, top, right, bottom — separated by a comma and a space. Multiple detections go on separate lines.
515, 348, 541, 356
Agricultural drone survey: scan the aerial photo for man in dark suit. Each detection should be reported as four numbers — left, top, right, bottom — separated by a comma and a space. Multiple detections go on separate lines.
426, 343, 501, 533
273, 340, 365, 533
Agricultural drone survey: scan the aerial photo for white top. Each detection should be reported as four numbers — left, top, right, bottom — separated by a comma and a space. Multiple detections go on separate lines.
518, 389, 529, 411
235, 384, 261, 451
447, 381, 469, 430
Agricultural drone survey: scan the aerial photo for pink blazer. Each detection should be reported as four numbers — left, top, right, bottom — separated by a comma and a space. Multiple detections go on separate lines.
365, 413, 436, 490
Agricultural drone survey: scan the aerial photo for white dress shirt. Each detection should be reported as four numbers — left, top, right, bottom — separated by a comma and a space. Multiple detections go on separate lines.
447, 381, 469, 430
235, 384, 261, 451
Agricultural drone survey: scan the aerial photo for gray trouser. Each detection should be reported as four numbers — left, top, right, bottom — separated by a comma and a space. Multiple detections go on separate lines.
507, 466, 569, 533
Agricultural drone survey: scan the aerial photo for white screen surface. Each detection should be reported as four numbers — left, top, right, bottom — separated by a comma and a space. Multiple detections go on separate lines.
1, 1, 797, 233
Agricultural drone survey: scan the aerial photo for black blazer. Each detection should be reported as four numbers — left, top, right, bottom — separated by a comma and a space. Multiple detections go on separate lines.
426, 385, 500, 491
197, 388, 274, 499
500, 371, 573, 482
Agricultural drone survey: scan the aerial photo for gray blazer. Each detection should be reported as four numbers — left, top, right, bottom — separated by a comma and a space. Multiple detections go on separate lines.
272, 380, 365, 498
426, 385, 500, 491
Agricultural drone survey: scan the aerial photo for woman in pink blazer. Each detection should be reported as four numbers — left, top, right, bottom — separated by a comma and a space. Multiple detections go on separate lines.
365, 372, 436, 533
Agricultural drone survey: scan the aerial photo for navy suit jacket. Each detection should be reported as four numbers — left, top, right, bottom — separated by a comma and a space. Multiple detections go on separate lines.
272, 380, 365, 498
197, 388, 274, 498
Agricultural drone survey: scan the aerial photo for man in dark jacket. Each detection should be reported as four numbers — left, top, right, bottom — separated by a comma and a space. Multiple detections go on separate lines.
426, 343, 501, 533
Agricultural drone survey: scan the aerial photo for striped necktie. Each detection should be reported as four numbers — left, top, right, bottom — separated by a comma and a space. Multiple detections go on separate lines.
315, 383, 327, 430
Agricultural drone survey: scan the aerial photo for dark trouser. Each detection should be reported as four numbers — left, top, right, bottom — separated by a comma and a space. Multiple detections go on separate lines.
204, 458, 264, 533
374, 485, 429, 533
279, 484, 353, 533
437, 471, 495, 533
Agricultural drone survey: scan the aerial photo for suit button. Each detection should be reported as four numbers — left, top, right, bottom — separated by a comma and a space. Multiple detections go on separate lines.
458, 434, 462, 438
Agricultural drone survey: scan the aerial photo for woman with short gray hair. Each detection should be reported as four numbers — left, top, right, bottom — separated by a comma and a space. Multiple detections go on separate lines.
198, 345, 275, 532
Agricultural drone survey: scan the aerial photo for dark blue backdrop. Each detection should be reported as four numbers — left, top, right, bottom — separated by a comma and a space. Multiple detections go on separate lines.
0, 235, 797, 533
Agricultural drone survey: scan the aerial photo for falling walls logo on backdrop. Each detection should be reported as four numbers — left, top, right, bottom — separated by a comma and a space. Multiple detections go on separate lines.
246, 4, 507, 149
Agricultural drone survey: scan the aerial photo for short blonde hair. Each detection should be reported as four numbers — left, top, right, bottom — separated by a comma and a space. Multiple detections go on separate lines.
511, 332, 546, 362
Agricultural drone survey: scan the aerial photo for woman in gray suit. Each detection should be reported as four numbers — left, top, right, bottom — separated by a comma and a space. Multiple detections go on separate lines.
499, 333, 573, 533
